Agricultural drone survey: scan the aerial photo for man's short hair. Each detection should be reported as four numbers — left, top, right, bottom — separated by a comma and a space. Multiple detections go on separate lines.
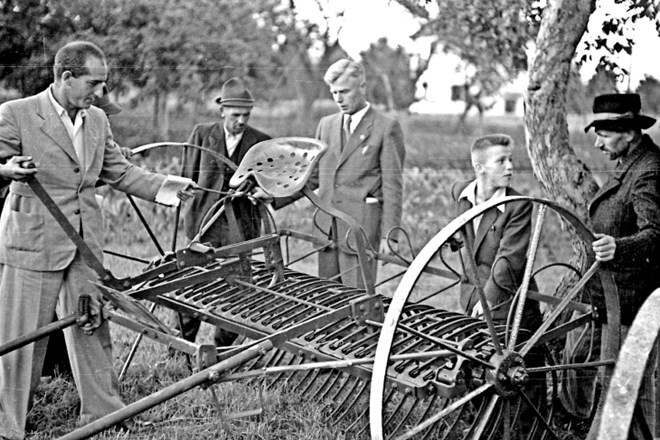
54, 41, 106, 80
323, 59, 366, 86
471, 134, 514, 155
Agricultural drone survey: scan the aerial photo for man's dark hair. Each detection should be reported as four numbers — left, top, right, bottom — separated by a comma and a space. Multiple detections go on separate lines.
471, 133, 514, 154
53, 41, 105, 80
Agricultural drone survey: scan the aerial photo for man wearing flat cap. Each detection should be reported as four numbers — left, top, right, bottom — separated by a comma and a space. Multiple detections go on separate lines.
563, 93, 660, 435
176, 77, 271, 347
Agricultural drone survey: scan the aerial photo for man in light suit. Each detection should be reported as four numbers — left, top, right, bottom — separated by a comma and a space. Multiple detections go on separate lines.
176, 77, 270, 347
312, 59, 405, 289
0, 41, 191, 439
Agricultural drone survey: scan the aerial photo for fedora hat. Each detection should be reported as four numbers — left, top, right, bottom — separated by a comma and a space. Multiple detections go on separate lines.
214, 77, 254, 107
93, 85, 122, 116
584, 93, 656, 132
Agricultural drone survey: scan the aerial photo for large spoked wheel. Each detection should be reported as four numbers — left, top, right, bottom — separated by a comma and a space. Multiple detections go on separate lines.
370, 196, 620, 440
598, 287, 660, 440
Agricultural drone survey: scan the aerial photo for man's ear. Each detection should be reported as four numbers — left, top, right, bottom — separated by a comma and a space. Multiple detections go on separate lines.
61, 71, 73, 85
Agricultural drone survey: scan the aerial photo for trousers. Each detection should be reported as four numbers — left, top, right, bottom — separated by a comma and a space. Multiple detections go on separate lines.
0, 254, 123, 440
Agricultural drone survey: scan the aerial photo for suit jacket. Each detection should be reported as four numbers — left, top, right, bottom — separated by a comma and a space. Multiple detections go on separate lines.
588, 135, 660, 326
313, 106, 405, 248
182, 122, 270, 245
452, 181, 540, 323
0, 88, 166, 271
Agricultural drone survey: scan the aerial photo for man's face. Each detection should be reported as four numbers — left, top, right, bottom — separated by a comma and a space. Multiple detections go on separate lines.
63, 56, 107, 111
221, 106, 251, 136
594, 129, 633, 161
475, 145, 514, 190
329, 74, 366, 115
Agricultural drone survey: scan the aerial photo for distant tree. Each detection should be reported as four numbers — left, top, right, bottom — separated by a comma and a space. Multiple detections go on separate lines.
0, 0, 70, 95
360, 37, 416, 111
566, 63, 589, 115
636, 75, 660, 115
0, 0, 284, 135
256, 0, 348, 130
584, 64, 619, 104
397, 0, 658, 221
400, 0, 538, 127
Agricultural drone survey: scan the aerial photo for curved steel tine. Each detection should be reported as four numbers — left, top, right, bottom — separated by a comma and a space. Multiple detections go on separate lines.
468, 394, 500, 440
385, 226, 416, 263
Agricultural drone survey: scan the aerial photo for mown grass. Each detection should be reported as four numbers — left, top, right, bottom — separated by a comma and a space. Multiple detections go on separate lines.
24, 107, 639, 439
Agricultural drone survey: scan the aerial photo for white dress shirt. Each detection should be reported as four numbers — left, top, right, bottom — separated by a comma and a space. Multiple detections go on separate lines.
48, 87, 86, 169
458, 180, 507, 232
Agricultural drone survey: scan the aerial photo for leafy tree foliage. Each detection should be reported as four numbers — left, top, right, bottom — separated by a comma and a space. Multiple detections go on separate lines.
636, 75, 660, 115
0, 1, 280, 102
360, 38, 416, 111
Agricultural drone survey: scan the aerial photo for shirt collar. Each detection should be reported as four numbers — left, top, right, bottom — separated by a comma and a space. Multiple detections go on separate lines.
344, 102, 370, 131
48, 85, 86, 120
224, 129, 243, 142
458, 180, 507, 212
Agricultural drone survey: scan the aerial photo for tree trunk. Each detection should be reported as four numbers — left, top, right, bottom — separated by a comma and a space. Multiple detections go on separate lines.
152, 91, 160, 133
525, 0, 599, 216
525, 4, 604, 438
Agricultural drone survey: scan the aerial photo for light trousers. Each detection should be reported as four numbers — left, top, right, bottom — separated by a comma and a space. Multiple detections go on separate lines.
0, 254, 123, 440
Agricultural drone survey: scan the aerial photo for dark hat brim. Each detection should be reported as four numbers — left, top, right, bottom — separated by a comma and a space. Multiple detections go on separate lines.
584, 114, 656, 132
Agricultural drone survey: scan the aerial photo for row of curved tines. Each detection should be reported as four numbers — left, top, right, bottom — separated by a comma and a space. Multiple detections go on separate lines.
149, 258, 495, 388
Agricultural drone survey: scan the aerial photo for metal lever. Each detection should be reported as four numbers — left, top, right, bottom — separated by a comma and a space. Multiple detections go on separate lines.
76, 294, 92, 328
26, 176, 125, 291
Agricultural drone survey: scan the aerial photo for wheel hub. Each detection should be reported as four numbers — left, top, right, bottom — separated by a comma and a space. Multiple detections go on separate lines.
487, 350, 528, 397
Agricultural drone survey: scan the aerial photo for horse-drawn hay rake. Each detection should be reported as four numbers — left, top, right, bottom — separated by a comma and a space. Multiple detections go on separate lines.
1, 137, 657, 440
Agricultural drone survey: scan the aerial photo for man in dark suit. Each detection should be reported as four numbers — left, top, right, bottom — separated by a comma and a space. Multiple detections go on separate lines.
451, 133, 541, 325
451, 134, 544, 439
567, 93, 660, 434
312, 59, 405, 289
175, 77, 271, 347
0, 41, 191, 439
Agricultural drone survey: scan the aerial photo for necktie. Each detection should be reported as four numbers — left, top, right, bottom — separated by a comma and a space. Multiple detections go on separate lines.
342, 115, 352, 150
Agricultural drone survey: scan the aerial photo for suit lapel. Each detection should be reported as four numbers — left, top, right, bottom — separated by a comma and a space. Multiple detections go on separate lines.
337, 108, 373, 168
326, 113, 343, 166
457, 197, 476, 247
474, 208, 498, 255
589, 144, 646, 214
36, 91, 78, 164
234, 127, 256, 165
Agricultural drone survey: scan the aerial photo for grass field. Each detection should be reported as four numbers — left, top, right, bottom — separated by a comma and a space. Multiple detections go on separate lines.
22, 107, 646, 439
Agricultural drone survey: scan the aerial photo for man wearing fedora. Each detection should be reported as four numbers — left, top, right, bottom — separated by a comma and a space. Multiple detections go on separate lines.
175, 77, 271, 347
563, 93, 660, 436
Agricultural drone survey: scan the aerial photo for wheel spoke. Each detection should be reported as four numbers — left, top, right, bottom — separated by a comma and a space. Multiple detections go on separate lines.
518, 389, 561, 440
519, 261, 600, 357
393, 384, 493, 440
460, 230, 503, 355
508, 204, 546, 350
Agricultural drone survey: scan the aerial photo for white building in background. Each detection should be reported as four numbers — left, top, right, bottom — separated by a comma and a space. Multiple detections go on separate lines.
408, 49, 527, 117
